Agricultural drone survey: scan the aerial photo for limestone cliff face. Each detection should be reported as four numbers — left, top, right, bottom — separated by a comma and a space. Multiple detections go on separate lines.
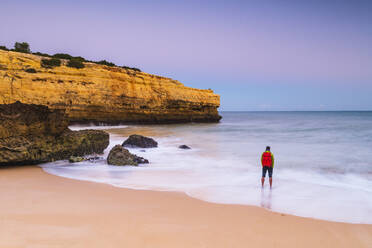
0, 50, 221, 123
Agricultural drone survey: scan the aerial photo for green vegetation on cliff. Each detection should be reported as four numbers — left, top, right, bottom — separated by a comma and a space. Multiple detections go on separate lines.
0, 41, 141, 72
25, 68, 37, 73
67, 58, 85, 69
14, 42, 31, 53
0, 45, 9, 51
95, 60, 116, 67
41, 58, 62, 68
0, 44, 221, 124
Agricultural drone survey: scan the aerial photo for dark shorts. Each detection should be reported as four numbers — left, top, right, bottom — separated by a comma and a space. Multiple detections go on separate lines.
262, 167, 273, 178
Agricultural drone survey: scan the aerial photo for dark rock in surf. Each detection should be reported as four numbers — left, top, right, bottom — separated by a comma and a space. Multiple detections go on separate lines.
69, 156, 85, 163
86, 156, 103, 162
178, 145, 191, 149
122, 134, 158, 148
107, 145, 149, 166
134, 155, 149, 164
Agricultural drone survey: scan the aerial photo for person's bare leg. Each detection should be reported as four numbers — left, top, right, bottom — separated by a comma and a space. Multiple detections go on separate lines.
269, 178, 272, 189
261, 177, 265, 188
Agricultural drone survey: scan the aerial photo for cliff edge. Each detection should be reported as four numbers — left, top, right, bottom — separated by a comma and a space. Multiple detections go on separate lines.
0, 50, 221, 124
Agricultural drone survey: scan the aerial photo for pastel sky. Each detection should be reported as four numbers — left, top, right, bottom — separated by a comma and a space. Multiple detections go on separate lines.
2, 0, 372, 110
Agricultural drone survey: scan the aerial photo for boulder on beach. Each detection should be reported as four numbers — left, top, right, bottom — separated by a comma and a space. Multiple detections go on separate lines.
178, 145, 191, 149
69, 156, 85, 163
107, 145, 149, 166
86, 156, 103, 162
0, 101, 110, 166
122, 134, 158, 148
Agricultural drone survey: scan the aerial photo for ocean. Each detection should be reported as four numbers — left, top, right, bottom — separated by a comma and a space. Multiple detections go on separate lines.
41, 111, 372, 223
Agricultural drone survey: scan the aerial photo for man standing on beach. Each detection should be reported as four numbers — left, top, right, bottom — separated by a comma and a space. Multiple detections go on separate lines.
261, 146, 274, 188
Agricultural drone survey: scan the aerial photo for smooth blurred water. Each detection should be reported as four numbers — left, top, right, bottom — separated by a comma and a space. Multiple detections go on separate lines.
41, 111, 372, 223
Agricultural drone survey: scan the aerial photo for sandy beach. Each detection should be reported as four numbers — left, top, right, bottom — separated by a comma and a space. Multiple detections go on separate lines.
0, 166, 371, 248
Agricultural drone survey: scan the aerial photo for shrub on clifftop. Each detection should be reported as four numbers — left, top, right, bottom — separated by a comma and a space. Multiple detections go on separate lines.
25, 68, 37, 73
2, 41, 142, 72
33, 52, 52, 57
14, 42, 31, 53
121, 66, 141, 72
95, 60, 116, 67
67, 58, 85, 69
72, 56, 85, 62
53, 53, 73, 60
41, 58, 61, 68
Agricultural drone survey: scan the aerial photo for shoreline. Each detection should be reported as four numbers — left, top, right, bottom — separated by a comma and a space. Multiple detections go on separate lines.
1, 166, 371, 248
41, 164, 369, 225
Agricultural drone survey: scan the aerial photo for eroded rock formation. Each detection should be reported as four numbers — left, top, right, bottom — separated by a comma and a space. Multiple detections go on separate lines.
122, 134, 158, 148
0, 50, 221, 124
0, 101, 109, 166
107, 145, 149, 166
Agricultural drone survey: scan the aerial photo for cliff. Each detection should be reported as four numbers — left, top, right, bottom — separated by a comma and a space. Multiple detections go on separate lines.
0, 101, 109, 166
0, 50, 221, 124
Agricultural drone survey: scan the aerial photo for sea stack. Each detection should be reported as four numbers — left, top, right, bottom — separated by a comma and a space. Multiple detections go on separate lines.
0, 50, 221, 124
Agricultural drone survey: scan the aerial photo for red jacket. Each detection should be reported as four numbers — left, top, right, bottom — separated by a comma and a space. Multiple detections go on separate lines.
261, 151, 274, 168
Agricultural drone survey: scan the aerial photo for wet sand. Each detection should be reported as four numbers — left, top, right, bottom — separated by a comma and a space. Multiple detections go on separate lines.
1, 166, 371, 248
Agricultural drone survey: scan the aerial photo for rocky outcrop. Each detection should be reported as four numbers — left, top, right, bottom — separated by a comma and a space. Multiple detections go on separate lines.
0, 101, 109, 166
179, 145, 191, 149
122, 134, 158, 148
107, 145, 149, 166
69, 156, 85, 163
0, 50, 221, 124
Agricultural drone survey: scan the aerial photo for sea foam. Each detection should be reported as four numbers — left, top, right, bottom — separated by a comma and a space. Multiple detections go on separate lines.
41, 112, 372, 224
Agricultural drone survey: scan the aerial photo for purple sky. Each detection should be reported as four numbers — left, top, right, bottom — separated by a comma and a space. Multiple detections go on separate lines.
2, 0, 372, 110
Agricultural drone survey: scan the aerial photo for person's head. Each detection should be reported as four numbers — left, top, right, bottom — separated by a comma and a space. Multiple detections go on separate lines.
266, 146, 270, 151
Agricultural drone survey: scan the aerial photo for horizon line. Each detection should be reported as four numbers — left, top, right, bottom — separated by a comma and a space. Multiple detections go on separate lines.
219, 110, 372, 112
